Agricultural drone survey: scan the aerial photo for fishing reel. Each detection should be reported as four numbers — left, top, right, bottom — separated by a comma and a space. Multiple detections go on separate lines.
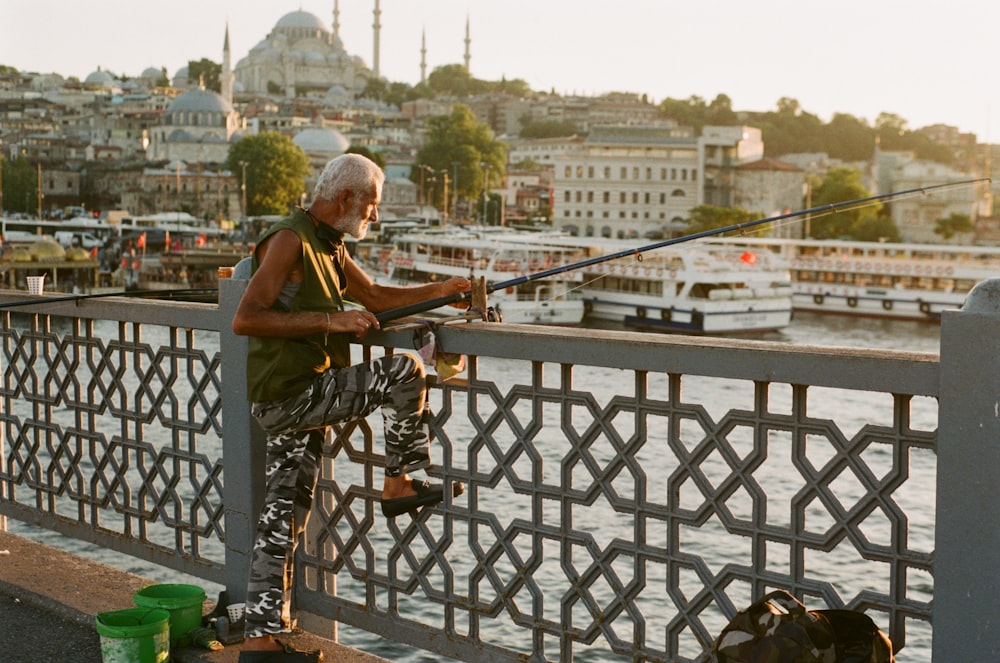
469, 276, 501, 322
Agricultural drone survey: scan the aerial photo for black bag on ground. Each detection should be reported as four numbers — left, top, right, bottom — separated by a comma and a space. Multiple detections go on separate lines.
712, 590, 895, 662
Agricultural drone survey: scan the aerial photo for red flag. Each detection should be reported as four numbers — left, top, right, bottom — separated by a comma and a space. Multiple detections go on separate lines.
740, 251, 757, 265
137, 232, 146, 249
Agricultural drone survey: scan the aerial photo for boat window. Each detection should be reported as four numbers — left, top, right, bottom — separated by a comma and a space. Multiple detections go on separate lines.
689, 283, 710, 298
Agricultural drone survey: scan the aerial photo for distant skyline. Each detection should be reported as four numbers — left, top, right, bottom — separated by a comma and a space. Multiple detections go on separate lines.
3, 0, 996, 142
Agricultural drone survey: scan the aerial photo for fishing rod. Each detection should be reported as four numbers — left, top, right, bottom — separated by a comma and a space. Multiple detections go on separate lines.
0, 287, 218, 309
374, 177, 988, 324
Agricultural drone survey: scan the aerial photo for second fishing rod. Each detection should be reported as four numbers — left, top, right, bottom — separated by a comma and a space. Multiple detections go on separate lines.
374, 178, 988, 324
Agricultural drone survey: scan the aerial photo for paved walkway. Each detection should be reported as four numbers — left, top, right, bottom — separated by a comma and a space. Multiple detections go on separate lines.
0, 530, 389, 663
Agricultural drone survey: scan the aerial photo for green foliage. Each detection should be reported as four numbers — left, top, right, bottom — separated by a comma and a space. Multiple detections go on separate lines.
360, 77, 389, 102
425, 64, 532, 99
1, 156, 39, 215
658, 94, 962, 166
822, 113, 873, 160
359, 79, 425, 108
227, 133, 311, 216
744, 101, 827, 157
685, 205, 761, 234
518, 116, 578, 139
413, 105, 508, 214
852, 214, 902, 242
658, 94, 738, 132
494, 76, 532, 98
934, 212, 973, 239
427, 64, 478, 97
512, 157, 543, 171
808, 166, 880, 239
187, 58, 221, 93
345, 145, 385, 170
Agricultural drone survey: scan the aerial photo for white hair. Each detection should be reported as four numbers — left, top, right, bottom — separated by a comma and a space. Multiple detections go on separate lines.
313, 153, 384, 202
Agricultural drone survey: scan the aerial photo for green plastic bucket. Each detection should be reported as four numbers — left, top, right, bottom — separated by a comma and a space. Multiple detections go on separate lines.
132, 583, 206, 647
95, 608, 170, 663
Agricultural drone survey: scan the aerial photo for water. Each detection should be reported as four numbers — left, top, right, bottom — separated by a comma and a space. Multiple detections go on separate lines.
5, 312, 940, 661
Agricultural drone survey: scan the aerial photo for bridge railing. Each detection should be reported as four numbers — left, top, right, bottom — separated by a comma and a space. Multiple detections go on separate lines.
1, 278, 998, 662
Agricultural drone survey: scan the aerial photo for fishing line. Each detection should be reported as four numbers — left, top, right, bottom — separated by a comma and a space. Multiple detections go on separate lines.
372, 178, 987, 324
563, 183, 967, 295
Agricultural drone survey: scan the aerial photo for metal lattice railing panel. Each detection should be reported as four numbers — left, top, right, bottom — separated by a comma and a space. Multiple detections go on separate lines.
0, 311, 227, 578
301, 347, 937, 663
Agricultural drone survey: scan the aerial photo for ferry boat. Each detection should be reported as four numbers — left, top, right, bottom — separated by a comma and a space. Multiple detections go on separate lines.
378, 227, 587, 325
705, 237, 1000, 321
564, 240, 794, 334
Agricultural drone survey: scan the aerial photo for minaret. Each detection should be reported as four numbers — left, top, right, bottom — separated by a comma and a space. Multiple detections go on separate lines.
221, 22, 234, 106
420, 28, 427, 84
463, 16, 471, 72
332, 0, 340, 44
372, 0, 382, 78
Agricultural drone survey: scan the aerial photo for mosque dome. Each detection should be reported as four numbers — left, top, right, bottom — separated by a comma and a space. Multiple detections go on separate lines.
168, 88, 233, 114
141, 66, 162, 79
322, 85, 351, 108
172, 66, 190, 87
274, 11, 327, 31
84, 69, 115, 86
293, 127, 349, 155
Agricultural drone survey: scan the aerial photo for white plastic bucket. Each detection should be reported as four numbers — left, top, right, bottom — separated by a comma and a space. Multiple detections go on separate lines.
26, 275, 45, 295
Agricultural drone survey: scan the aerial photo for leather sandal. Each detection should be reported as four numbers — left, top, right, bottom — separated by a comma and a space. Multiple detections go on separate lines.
381, 480, 465, 518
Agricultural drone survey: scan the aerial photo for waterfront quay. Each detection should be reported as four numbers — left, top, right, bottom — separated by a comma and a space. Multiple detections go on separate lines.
1, 277, 998, 662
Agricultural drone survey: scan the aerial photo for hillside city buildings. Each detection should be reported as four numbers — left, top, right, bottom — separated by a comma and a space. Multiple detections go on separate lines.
0, 3, 994, 244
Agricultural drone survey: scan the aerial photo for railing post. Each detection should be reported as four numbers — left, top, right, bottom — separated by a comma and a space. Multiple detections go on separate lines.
218, 274, 266, 603
934, 278, 1000, 660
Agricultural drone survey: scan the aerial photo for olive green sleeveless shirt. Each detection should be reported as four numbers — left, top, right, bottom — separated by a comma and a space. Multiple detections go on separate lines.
246, 209, 351, 402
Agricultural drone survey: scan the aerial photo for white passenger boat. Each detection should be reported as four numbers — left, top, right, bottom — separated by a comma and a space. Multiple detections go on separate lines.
380, 227, 587, 325
705, 237, 1000, 321
561, 239, 794, 334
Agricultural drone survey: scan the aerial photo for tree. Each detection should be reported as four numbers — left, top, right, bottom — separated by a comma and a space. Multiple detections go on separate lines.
360, 77, 389, 102
684, 205, 761, 234
706, 94, 738, 125
518, 116, 577, 139
808, 166, 879, 239
187, 58, 221, 92
934, 212, 973, 240
427, 64, 476, 97
852, 215, 901, 242
658, 95, 708, 131
345, 145, 385, 170
413, 104, 508, 219
822, 113, 874, 161
227, 133, 311, 216
1, 156, 38, 215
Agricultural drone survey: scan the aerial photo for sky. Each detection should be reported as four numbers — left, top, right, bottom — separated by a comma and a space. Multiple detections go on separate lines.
2, 0, 997, 141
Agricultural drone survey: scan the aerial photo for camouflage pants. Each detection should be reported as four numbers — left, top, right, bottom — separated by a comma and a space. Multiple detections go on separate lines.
244, 354, 431, 638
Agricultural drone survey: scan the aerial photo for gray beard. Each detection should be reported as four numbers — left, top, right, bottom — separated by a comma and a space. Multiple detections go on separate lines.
336, 212, 367, 240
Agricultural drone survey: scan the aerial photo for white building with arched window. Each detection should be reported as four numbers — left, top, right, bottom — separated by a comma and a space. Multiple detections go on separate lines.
553, 125, 701, 239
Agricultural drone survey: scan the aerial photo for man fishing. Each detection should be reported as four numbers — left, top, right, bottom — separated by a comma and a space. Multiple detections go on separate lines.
231, 153, 470, 661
